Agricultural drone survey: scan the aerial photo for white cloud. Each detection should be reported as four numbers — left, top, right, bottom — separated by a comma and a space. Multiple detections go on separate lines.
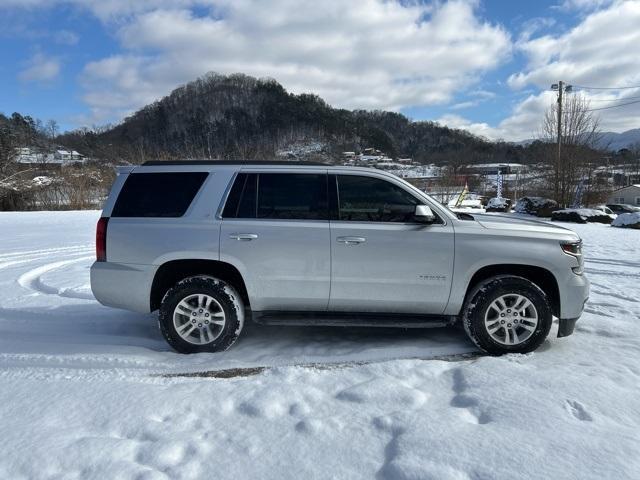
438, 91, 558, 141
508, 1, 640, 90
518, 17, 556, 42
18, 52, 60, 82
485, 0, 640, 140
450, 101, 480, 110
436, 113, 499, 139
54, 29, 79, 45
69, 0, 511, 123
555, 0, 615, 12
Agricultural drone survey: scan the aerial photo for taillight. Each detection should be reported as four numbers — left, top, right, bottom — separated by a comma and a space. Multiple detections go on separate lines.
96, 217, 109, 262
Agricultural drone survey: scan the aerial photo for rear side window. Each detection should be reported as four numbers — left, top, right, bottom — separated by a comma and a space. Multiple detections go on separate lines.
221, 173, 247, 217
112, 172, 208, 218
258, 173, 327, 220
222, 173, 327, 220
222, 173, 257, 218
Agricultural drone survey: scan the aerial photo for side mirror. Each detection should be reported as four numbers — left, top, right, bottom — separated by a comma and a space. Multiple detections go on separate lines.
415, 204, 436, 224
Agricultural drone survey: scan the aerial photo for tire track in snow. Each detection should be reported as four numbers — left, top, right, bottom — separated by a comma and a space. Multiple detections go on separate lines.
0, 244, 92, 260
17, 255, 95, 299
160, 352, 482, 379
587, 257, 640, 269
0, 245, 92, 271
584, 267, 640, 279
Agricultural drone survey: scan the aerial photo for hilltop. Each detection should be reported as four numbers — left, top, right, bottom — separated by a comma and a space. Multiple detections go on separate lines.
60, 73, 529, 166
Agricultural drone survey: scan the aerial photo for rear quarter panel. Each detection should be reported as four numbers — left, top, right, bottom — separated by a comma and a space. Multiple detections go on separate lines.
105, 168, 234, 266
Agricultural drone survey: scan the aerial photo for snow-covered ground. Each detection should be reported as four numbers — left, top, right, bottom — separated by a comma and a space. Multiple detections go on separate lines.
0, 211, 639, 479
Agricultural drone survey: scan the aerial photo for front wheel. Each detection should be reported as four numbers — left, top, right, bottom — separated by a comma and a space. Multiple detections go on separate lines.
462, 275, 552, 355
159, 276, 244, 354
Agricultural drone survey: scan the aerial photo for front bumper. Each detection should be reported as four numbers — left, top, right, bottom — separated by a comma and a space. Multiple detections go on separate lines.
556, 271, 589, 337
558, 317, 580, 337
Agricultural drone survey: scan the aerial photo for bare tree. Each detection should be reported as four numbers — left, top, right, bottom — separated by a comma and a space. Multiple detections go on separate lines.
0, 124, 17, 176
45, 119, 59, 140
541, 94, 601, 206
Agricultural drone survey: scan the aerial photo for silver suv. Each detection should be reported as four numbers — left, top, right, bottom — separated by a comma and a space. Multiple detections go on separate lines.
91, 161, 589, 355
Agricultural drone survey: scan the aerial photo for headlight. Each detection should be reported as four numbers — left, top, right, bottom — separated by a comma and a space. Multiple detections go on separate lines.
560, 240, 582, 257
560, 240, 583, 274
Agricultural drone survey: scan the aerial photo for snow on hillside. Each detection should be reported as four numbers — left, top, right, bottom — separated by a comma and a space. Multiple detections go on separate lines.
0, 211, 639, 479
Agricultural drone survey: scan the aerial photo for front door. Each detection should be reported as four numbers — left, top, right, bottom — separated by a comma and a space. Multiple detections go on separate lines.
329, 174, 454, 314
220, 171, 330, 312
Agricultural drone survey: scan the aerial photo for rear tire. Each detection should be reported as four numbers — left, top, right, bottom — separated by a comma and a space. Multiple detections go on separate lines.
159, 276, 244, 354
462, 275, 552, 355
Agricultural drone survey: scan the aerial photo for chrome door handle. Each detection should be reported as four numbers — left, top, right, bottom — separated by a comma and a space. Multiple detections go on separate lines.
229, 233, 258, 241
336, 236, 366, 245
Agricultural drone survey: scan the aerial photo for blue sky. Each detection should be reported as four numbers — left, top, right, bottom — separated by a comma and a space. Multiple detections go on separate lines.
1, 0, 638, 140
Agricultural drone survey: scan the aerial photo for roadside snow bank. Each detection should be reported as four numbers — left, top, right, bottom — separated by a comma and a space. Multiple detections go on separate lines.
612, 212, 640, 229
486, 197, 511, 212
514, 197, 558, 217
551, 208, 613, 224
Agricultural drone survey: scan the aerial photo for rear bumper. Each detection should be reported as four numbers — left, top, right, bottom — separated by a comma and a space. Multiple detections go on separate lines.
90, 261, 155, 313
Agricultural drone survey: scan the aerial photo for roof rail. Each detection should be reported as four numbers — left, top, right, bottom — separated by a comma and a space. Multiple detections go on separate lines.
141, 160, 330, 166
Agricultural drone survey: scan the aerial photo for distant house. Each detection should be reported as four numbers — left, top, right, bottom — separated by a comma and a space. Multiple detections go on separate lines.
461, 163, 526, 175
13, 147, 86, 166
359, 154, 391, 163
54, 150, 85, 163
608, 185, 640, 206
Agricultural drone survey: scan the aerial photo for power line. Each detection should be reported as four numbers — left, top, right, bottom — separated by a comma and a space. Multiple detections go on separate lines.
586, 99, 640, 111
574, 84, 640, 90
587, 95, 640, 103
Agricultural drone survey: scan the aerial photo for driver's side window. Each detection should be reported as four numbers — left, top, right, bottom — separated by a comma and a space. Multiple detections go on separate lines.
336, 175, 426, 223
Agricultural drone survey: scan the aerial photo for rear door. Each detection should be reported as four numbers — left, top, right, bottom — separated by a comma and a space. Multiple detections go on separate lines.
220, 171, 331, 312
329, 173, 454, 314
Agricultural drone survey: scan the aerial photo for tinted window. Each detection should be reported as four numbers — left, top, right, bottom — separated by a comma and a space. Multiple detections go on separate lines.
337, 175, 420, 222
112, 172, 208, 218
222, 173, 257, 218
257, 173, 327, 220
238, 174, 257, 218
221, 173, 246, 218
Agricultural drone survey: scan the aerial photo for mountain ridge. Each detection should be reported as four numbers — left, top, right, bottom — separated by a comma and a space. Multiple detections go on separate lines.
515, 128, 640, 152
58, 72, 537, 165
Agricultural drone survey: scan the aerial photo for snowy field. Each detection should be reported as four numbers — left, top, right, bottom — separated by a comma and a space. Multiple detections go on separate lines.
0, 211, 639, 480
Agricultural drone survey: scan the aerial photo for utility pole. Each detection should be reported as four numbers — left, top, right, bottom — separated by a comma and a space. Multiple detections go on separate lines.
551, 81, 572, 205
556, 80, 563, 203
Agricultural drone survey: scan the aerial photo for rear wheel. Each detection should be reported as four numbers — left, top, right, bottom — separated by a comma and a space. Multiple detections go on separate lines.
159, 276, 244, 354
462, 275, 552, 355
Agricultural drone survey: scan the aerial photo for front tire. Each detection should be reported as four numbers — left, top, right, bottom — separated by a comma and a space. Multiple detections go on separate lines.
159, 276, 244, 354
462, 275, 552, 355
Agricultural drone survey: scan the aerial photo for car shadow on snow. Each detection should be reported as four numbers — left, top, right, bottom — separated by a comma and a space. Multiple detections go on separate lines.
0, 303, 478, 369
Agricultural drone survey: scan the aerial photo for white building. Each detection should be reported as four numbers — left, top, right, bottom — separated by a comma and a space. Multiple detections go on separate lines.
14, 147, 51, 164
608, 185, 640, 206
54, 150, 85, 162
14, 147, 86, 165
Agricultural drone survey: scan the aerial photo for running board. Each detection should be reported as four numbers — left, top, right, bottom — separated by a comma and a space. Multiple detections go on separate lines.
252, 311, 456, 328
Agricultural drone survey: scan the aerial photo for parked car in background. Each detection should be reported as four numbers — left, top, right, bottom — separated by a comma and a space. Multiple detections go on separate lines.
593, 205, 617, 217
606, 204, 640, 215
91, 161, 589, 356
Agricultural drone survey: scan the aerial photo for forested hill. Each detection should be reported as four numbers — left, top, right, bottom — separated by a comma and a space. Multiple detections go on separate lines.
60, 72, 531, 165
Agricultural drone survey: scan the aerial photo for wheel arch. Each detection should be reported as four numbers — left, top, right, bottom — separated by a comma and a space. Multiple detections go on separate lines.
150, 259, 249, 312
464, 264, 560, 318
